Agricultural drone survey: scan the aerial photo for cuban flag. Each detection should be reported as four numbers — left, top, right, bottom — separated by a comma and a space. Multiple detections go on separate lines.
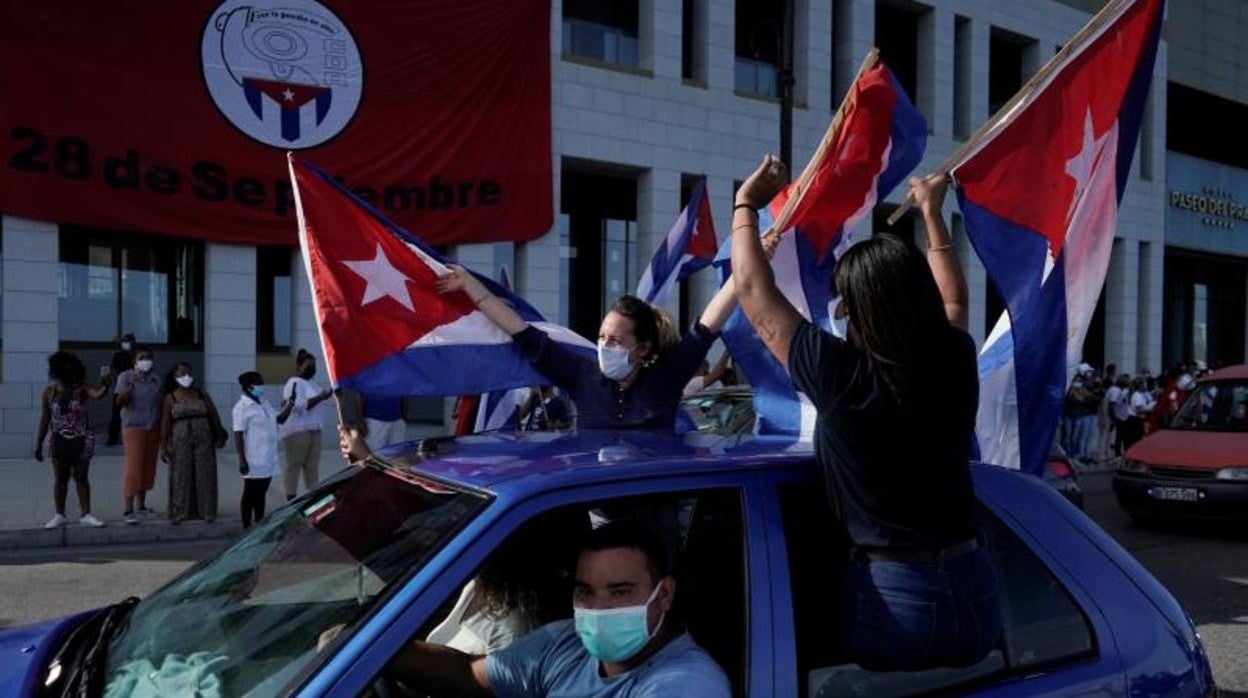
243, 78, 332, 142
636, 177, 718, 305
288, 157, 595, 396
475, 267, 531, 432
957, 0, 1164, 476
717, 61, 926, 436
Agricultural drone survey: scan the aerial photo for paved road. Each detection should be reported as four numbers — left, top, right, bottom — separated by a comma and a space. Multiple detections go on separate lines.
0, 473, 1245, 693
1078, 471, 1248, 696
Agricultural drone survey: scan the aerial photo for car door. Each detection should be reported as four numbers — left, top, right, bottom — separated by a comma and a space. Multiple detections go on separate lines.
308, 471, 774, 697
759, 468, 1127, 697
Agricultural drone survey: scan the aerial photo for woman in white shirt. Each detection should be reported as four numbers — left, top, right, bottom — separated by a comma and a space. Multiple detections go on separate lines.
233, 371, 280, 529
277, 349, 333, 501
1122, 377, 1155, 452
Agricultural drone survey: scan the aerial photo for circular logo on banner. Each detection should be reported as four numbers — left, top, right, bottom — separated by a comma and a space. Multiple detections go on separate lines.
201, 0, 363, 149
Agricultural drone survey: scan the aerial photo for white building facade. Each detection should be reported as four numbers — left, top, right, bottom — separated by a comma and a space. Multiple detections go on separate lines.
3, 0, 1233, 458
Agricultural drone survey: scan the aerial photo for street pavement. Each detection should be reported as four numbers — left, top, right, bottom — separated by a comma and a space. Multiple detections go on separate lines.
0, 470, 1246, 693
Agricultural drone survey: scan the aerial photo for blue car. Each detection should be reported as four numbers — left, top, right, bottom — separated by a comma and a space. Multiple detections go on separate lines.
0, 430, 1216, 697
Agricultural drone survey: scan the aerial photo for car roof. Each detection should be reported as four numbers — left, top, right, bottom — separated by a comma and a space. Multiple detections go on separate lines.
377, 429, 815, 491
1205, 363, 1248, 381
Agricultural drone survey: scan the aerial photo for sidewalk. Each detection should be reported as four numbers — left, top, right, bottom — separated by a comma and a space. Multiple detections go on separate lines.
0, 425, 443, 550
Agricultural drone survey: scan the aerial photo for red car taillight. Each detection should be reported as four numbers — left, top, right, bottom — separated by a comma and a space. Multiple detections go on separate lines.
1048, 458, 1073, 478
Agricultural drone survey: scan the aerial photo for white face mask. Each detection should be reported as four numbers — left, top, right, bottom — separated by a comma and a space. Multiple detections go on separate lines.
121, 342, 133, 351
175, 375, 194, 389
829, 297, 850, 341
136, 359, 154, 373
597, 342, 634, 381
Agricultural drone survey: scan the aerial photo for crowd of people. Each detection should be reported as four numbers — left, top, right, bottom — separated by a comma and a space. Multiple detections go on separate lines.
34, 340, 417, 531
1060, 361, 1208, 463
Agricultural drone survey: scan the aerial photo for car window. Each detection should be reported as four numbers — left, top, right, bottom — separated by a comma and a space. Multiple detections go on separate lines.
377, 488, 749, 697
103, 464, 488, 698
1171, 380, 1248, 432
681, 391, 755, 435
778, 484, 1095, 697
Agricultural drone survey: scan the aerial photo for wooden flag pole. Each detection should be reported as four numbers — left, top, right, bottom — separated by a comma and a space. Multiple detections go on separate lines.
885, 0, 1132, 226
766, 48, 880, 237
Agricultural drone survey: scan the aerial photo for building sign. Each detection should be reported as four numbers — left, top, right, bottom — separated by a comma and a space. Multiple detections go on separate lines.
0, 1, 552, 246
1166, 152, 1248, 257
1169, 187, 1248, 229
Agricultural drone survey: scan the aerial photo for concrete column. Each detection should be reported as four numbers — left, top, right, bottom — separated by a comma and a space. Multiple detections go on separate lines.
647, 0, 682, 80
204, 244, 257, 412
453, 243, 516, 287
926, 8, 955, 140
290, 250, 320, 363
706, 0, 734, 92
1105, 237, 1140, 374
1137, 240, 1164, 373
636, 168, 681, 316
833, 0, 874, 100
803, 0, 833, 115
0, 216, 59, 455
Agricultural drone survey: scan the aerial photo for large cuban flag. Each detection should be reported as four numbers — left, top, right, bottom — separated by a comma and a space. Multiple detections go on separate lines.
475, 267, 532, 432
636, 176, 718, 305
956, 0, 1164, 476
718, 60, 926, 436
288, 157, 595, 396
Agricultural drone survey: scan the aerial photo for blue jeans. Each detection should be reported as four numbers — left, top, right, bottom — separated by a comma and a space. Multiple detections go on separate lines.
841, 547, 1003, 671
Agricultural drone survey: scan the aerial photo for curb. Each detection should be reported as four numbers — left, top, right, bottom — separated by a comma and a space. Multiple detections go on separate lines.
0, 518, 242, 550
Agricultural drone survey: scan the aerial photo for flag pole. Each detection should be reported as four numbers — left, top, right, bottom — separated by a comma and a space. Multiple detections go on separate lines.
885, 0, 1132, 225
766, 48, 880, 238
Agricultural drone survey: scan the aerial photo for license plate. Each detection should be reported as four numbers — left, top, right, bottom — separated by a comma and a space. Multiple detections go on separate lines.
1148, 486, 1201, 502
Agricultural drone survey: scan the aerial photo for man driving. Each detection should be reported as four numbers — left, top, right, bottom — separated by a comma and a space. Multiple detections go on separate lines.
387, 521, 731, 697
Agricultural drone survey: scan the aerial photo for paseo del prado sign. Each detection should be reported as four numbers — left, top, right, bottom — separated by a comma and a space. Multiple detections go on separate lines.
1169, 185, 1247, 230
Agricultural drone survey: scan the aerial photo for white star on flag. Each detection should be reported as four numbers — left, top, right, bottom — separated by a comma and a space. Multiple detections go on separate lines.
1044, 108, 1113, 283
282, 88, 295, 101
343, 243, 416, 313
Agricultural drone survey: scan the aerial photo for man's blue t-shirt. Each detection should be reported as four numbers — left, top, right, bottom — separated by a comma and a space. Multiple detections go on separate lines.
485, 620, 731, 698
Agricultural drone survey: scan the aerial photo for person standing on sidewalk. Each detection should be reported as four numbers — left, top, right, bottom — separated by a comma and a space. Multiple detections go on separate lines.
105, 333, 135, 447
160, 362, 227, 524
233, 371, 279, 529
116, 347, 163, 524
277, 349, 332, 501
36, 351, 109, 528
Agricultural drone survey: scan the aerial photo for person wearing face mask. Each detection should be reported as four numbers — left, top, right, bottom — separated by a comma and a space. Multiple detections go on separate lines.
159, 362, 227, 524
277, 349, 334, 500
383, 520, 731, 697
730, 155, 1000, 671
105, 333, 136, 446
115, 347, 164, 524
233, 371, 280, 529
434, 255, 758, 431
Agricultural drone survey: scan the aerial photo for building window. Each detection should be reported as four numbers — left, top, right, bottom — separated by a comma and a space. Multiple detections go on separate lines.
953, 15, 972, 140
58, 227, 203, 346
875, 1, 921, 109
562, 0, 640, 67
257, 246, 293, 352
561, 166, 639, 339
682, 0, 707, 82
735, 0, 783, 97
989, 28, 1036, 116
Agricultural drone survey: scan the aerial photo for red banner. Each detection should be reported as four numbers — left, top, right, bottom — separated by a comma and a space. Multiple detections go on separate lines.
0, 1, 552, 245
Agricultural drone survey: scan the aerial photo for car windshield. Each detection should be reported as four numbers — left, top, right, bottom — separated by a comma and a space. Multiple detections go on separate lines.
680, 390, 754, 435
1169, 380, 1248, 432
101, 464, 488, 697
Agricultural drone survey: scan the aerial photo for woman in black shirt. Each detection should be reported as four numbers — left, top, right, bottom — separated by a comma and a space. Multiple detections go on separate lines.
435, 266, 747, 430
730, 154, 1001, 671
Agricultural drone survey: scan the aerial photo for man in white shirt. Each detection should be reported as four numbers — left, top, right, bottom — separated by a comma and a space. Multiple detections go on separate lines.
1104, 374, 1131, 456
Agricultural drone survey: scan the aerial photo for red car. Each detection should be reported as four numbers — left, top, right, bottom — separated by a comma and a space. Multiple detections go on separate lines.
1113, 364, 1248, 523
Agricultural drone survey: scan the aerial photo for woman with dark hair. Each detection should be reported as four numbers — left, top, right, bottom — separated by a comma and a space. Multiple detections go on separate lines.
434, 264, 748, 430
159, 362, 227, 524
277, 349, 333, 500
729, 154, 1000, 671
35, 351, 109, 528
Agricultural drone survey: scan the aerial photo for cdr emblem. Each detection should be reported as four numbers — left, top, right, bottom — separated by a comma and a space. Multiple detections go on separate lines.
201, 0, 363, 149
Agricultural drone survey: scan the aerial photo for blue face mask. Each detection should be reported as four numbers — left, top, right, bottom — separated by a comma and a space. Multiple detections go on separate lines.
249, 385, 265, 398
573, 583, 664, 663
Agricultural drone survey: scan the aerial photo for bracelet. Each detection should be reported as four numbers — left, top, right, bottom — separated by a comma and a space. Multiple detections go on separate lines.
733, 224, 758, 233
733, 203, 758, 214
928, 244, 954, 252
472, 294, 491, 307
